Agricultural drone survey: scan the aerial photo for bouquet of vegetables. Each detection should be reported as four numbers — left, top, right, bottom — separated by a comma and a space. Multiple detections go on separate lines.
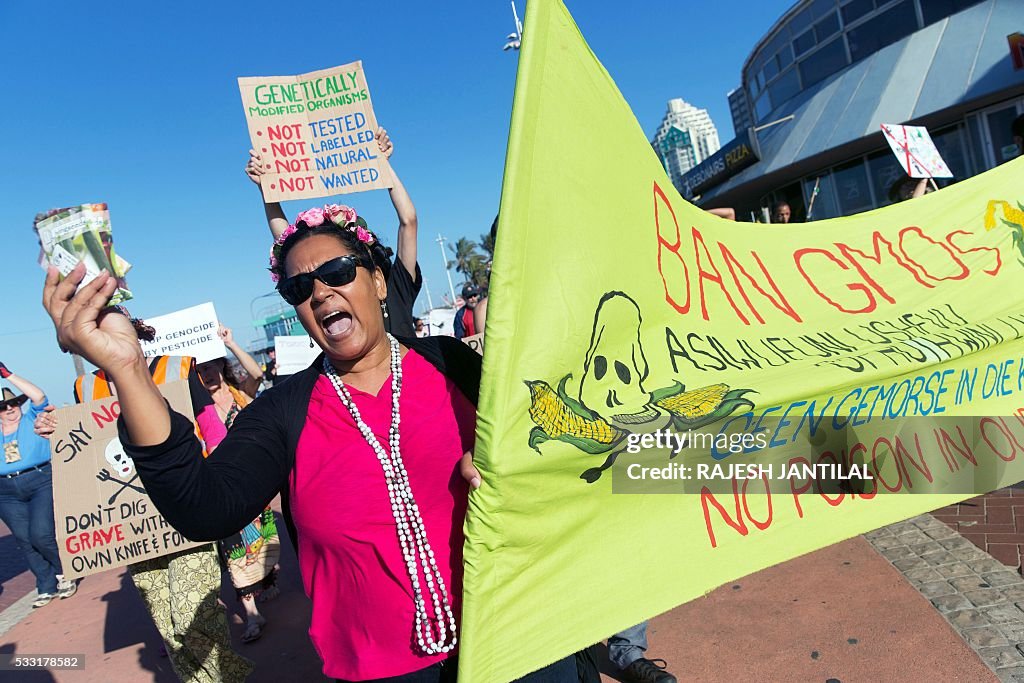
35, 203, 133, 304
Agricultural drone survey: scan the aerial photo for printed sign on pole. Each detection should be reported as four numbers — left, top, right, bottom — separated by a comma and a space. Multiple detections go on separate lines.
51, 381, 202, 579
137, 302, 225, 363
238, 62, 395, 202
880, 124, 954, 179
274, 335, 321, 376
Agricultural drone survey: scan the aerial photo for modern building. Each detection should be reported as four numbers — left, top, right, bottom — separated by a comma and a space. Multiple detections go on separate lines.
728, 87, 753, 133
684, 0, 1024, 221
247, 298, 302, 364
652, 98, 722, 192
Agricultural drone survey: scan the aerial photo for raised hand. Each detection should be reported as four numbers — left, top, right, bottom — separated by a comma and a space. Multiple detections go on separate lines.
34, 404, 57, 439
376, 127, 393, 160
245, 149, 266, 185
218, 324, 234, 345
0, 362, 10, 379
42, 263, 145, 375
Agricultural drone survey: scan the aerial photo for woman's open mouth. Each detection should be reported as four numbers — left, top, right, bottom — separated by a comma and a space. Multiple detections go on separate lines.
322, 310, 354, 338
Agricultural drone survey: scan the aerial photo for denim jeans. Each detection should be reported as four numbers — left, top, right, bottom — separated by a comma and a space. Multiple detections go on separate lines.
0, 465, 62, 594
608, 621, 648, 669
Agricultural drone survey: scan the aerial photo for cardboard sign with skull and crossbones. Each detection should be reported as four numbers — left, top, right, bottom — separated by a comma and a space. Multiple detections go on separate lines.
97, 438, 147, 505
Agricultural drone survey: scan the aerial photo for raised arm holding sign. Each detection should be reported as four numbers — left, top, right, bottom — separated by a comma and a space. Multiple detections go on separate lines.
246, 126, 423, 338
238, 62, 394, 202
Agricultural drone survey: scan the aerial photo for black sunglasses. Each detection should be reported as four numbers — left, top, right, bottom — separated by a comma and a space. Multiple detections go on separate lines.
277, 255, 371, 305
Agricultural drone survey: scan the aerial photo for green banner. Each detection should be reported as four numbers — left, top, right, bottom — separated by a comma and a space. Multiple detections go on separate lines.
460, 1, 1024, 680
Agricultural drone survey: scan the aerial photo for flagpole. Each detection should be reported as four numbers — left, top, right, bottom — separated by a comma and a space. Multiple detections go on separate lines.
806, 177, 822, 220
423, 278, 434, 312
436, 234, 458, 307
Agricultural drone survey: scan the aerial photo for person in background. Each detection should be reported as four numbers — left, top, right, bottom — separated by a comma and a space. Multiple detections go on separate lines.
246, 127, 422, 337
608, 625, 677, 683
0, 363, 75, 608
263, 348, 278, 389
414, 318, 429, 338
771, 201, 792, 224
889, 176, 930, 203
1012, 114, 1024, 156
454, 284, 481, 340
196, 325, 280, 643
706, 207, 736, 220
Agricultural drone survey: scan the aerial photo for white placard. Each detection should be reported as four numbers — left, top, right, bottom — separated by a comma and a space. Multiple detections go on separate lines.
137, 302, 225, 363
275, 335, 321, 376
880, 124, 954, 179
426, 308, 457, 337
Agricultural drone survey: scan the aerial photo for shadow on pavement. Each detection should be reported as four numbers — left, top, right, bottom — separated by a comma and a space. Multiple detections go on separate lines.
100, 571, 176, 681
0, 526, 30, 597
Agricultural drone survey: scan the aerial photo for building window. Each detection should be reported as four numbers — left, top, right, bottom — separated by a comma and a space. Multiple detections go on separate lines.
794, 28, 816, 57
754, 90, 773, 123
763, 55, 780, 81
804, 174, 839, 220
798, 37, 848, 88
921, 0, 987, 26
867, 151, 906, 206
814, 11, 840, 42
832, 160, 874, 215
777, 44, 794, 69
840, 0, 874, 25
846, 0, 918, 63
931, 125, 971, 181
810, 0, 837, 19
767, 68, 801, 110
789, 5, 815, 35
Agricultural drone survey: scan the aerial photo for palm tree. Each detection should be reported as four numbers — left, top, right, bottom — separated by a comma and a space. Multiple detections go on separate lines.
480, 230, 495, 260
448, 238, 480, 278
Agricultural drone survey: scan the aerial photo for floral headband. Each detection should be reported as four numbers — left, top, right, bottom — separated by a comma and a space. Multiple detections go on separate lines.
268, 204, 377, 283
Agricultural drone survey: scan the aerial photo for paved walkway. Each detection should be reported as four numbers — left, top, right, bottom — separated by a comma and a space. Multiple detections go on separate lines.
0, 510, 327, 683
600, 531, 994, 683
933, 486, 1024, 570
0, 519, 36, 616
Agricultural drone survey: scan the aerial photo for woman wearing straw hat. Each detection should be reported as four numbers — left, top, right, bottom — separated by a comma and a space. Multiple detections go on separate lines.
0, 362, 76, 607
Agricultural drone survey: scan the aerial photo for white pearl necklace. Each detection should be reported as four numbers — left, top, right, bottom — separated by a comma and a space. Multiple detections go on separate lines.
322, 335, 457, 655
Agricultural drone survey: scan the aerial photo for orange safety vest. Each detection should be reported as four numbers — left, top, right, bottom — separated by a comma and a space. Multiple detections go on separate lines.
74, 356, 192, 402
73, 356, 210, 455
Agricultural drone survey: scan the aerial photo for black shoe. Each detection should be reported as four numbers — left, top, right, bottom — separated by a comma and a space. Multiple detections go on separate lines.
621, 658, 678, 683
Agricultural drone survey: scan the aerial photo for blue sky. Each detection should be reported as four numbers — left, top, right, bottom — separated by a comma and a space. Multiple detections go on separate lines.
0, 0, 792, 403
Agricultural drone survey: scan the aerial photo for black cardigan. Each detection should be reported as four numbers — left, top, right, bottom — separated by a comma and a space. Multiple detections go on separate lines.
120, 335, 482, 545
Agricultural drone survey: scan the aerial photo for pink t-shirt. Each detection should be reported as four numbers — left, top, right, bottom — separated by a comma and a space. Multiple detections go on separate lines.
290, 350, 475, 680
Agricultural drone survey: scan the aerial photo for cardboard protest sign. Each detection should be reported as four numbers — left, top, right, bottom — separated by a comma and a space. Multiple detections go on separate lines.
463, 333, 485, 356
35, 204, 133, 304
238, 62, 395, 202
881, 124, 954, 178
137, 303, 225, 363
51, 381, 202, 579
274, 335, 320, 375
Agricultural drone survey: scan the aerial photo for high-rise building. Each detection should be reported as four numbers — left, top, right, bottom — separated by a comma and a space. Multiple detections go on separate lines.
651, 98, 721, 192
728, 87, 753, 134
